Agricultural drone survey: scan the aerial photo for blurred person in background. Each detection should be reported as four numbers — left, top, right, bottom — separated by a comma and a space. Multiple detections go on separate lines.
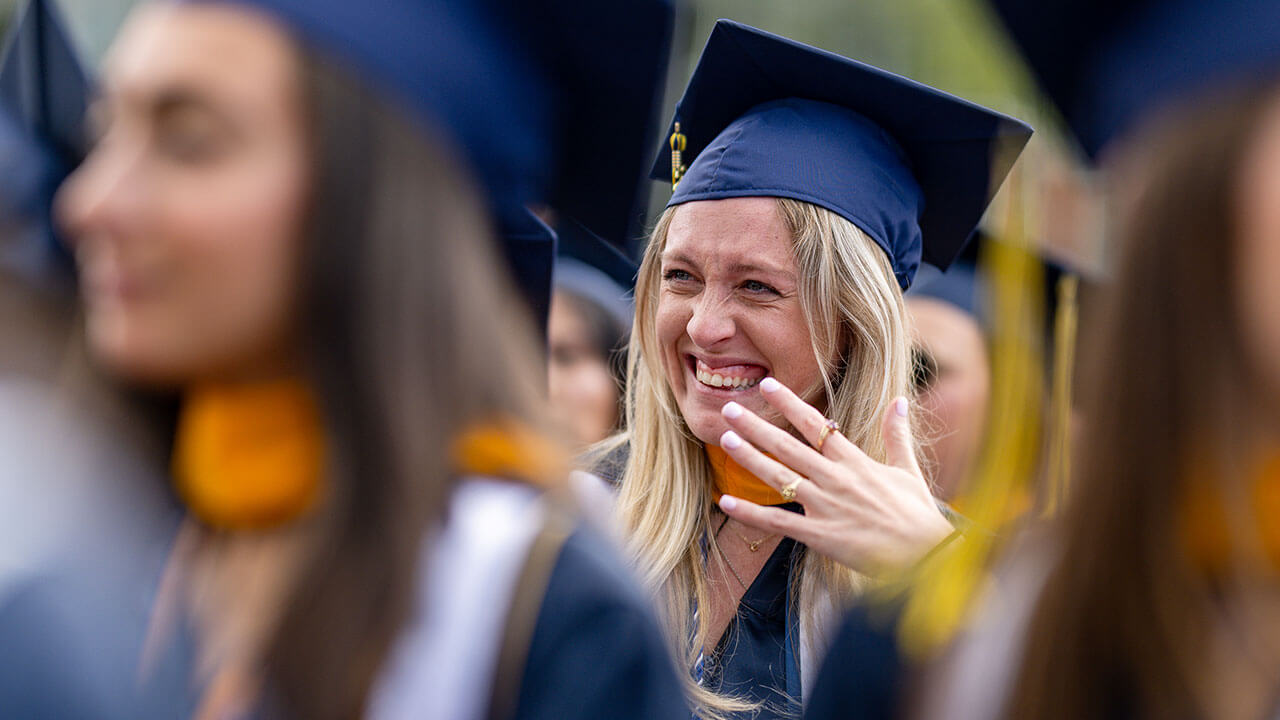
52, 2, 686, 720
905, 261, 989, 503
908, 2, 1280, 719
588, 20, 1030, 719
549, 257, 632, 449
925, 77, 1280, 720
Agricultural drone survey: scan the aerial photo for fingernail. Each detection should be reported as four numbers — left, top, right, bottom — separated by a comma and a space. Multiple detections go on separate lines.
722, 401, 744, 419
719, 495, 739, 511
895, 397, 909, 417
760, 377, 781, 393
720, 430, 743, 449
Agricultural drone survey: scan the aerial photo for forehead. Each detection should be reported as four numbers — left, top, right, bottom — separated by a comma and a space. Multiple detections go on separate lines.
664, 197, 794, 268
104, 4, 297, 106
907, 297, 984, 358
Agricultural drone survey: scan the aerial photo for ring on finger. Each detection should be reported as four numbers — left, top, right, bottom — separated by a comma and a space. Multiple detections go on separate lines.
780, 474, 805, 502
815, 418, 841, 453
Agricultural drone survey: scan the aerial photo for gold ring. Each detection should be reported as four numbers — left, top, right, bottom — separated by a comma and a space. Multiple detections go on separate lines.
780, 475, 804, 502
815, 418, 841, 453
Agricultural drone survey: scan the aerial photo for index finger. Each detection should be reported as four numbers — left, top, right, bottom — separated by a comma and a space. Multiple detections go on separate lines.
758, 377, 864, 463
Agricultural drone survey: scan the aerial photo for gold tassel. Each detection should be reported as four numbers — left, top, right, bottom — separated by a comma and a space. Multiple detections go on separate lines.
895, 152, 1047, 659
670, 122, 688, 189
1043, 273, 1079, 516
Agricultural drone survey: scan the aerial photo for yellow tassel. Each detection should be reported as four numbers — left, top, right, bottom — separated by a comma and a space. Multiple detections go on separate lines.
1043, 273, 1079, 516
897, 155, 1046, 658
670, 122, 688, 189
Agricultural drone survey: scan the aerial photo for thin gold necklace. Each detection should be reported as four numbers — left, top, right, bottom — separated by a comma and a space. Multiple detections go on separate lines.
732, 526, 775, 552
714, 515, 749, 590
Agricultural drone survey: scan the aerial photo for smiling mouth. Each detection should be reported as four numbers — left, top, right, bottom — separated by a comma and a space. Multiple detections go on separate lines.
688, 356, 768, 391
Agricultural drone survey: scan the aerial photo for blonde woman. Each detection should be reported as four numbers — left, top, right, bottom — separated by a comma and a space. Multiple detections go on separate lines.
589, 22, 1031, 719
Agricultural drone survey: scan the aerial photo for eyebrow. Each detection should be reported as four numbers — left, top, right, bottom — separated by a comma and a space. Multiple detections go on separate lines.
149, 87, 237, 128
105, 81, 239, 135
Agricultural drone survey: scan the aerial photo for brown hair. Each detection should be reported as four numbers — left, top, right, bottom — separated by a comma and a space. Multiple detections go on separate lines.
1003, 84, 1278, 719
262, 52, 548, 719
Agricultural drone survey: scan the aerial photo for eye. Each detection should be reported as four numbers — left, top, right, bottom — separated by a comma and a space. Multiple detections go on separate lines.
911, 347, 938, 393
663, 268, 694, 283
153, 105, 230, 165
155, 121, 225, 164
741, 279, 780, 295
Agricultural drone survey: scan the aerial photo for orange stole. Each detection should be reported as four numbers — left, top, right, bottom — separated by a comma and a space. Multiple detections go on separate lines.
451, 421, 568, 488
173, 379, 324, 532
173, 373, 567, 532
706, 444, 788, 506
1180, 454, 1280, 575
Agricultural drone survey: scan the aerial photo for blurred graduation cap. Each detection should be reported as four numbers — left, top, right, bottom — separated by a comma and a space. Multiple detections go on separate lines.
651, 20, 1033, 290
988, 0, 1280, 160
907, 230, 1083, 329
211, 0, 673, 329
554, 219, 637, 332
0, 0, 91, 281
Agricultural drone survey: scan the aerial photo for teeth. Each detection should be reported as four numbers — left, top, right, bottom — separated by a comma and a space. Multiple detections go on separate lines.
695, 366, 762, 390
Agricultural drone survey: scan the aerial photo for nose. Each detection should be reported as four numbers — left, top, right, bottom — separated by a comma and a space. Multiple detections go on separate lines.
686, 291, 736, 349
54, 139, 141, 250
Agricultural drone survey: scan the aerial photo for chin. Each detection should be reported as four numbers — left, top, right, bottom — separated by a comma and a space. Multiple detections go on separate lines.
682, 409, 730, 447
86, 320, 196, 388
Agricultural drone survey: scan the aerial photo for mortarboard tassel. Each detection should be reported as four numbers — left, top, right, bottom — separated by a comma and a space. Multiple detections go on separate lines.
1043, 273, 1079, 516
669, 122, 686, 189
895, 154, 1046, 659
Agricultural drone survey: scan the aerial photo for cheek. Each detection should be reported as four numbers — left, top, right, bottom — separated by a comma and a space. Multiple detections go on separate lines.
761, 310, 823, 397
579, 363, 620, 416
1236, 111, 1280, 399
654, 296, 689, 374
106, 152, 307, 383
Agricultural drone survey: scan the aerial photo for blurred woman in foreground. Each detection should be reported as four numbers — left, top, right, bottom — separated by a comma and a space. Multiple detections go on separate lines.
57, 3, 685, 719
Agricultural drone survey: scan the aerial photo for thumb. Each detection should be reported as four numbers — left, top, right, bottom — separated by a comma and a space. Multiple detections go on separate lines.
881, 396, 922, 477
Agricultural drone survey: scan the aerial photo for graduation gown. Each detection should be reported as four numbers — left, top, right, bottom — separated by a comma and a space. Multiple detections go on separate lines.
802, 603, 908, 720
701, 536, 804, 720
369, 477, 689, 720
587, 444, 840, 718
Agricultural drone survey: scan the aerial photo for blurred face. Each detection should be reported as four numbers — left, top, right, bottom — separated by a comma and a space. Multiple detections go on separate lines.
548, 292, 621, 447
1236, 94, 1280, 406
656, 198, 824, 445
907, 297, 989, 500
56, 4, 308, 385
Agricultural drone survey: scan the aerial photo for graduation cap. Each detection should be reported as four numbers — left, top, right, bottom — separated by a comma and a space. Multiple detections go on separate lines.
500, 208, 557, 333
0, 0, 92, 279
0, 0, 89, 166
555, 219, 637, 332
651, 20, 1033, 290
988, 0, 1280, 160
200, 0, 673, 328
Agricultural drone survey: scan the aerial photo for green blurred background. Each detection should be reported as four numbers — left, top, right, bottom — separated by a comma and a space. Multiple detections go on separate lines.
0, 0, 1102, 270
0, 0, 1060, 141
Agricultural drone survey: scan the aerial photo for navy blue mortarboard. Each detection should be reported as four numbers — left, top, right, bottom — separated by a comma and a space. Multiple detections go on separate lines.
651, 20, 1032, 290
555, 221, 637, 331
501, 208, 557, 332
200, 0, 672, 328
0, 0, 90, 167
0, 0, 92, 281
989, 0, 1280, 160
909, 261, 983, 321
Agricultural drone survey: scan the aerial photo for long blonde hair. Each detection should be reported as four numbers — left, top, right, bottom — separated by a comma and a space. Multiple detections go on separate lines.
613, 196, 915, 717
